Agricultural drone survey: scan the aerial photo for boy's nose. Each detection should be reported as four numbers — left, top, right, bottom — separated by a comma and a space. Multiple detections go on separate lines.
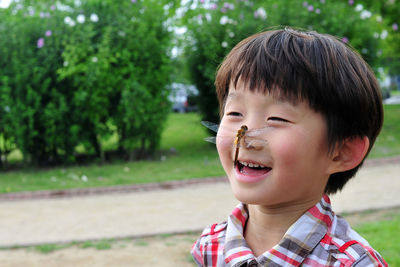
242, 135, 264, 150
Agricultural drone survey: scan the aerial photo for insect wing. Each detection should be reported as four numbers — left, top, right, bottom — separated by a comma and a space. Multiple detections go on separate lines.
204, 135, 266, 149
202, 121, 271, 137
201, 121, 219, 133
204, 136, 217, 144
245, 125, 272, 137
243, 137, 268, 148
202, 121, 269, 148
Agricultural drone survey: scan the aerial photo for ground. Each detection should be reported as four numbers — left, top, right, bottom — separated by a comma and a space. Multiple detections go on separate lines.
0, 207, 397, 267
0, 233, 199, 267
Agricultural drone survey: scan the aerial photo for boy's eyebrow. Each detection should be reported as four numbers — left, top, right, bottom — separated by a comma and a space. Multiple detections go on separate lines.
224, 92, 242, 105
272, 92, 299, 106
227, 92, 238, 99
274, 96, 293, 105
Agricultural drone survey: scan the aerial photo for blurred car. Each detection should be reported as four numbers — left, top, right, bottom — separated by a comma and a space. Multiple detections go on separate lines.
168, 83, 199, 113
384, 95, 400, 104
381, 75, 400, 104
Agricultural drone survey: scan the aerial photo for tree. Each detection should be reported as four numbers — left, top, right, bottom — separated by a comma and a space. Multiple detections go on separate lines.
356, 0, 400, 75
182, 0, 387, 123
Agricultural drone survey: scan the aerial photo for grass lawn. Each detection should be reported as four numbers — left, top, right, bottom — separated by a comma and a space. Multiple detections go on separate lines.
369, 104, 400, 158
0, 112, 224, 193
350, 208, 400, 266
0, 104, 399, 193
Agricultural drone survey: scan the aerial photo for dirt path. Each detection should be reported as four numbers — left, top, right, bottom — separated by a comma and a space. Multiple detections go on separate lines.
1, 207, 398, 267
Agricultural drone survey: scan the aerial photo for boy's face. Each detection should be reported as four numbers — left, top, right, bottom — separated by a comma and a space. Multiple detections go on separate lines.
217, 82, 335, 208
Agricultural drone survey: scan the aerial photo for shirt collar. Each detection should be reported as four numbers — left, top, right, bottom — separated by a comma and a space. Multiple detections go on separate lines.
223, 195, 334, 266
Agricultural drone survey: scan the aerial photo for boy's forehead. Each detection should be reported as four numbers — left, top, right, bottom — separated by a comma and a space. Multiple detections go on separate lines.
227, 83, 298, 106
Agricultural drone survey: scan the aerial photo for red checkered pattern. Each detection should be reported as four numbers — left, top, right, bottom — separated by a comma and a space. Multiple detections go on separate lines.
191, 195, 387, 266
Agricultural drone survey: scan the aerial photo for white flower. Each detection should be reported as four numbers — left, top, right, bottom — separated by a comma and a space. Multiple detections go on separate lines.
219, 16, 236, 25
373, 32, 379, 39
81, 175, 88, 182
220, 16, 229, 25
90, 13, 99, 22
355, 4, 363, 12
221, 41, 228, 48
175, 27, 187, 34
171, 47, 179, 57
380, 30, 388, 39
77, 14, 85, 23
64, 16, 72, 24
63, 61, 69, 67
64, 16, 76, 27
255, 7, 267, 20
92, 57, 98, 62
28, 6, 35, 16
228, 32, 235, 38
360, 10, 371, 19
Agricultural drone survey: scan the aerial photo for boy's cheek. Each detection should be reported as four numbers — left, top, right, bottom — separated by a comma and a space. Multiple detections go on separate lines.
216, 135, 234, 170
216, 127, 234, 151
216, 136, 233, 157
270, 136, 303, 164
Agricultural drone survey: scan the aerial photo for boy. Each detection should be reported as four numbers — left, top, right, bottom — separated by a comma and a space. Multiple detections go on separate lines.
191, 28, 387, 266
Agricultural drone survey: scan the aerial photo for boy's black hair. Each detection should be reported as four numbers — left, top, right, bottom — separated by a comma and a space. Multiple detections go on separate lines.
215, 27, 383, 194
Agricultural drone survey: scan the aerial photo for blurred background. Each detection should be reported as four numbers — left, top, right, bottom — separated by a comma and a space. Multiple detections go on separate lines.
0, 0, 400, 182
0, 0, 398, 186
0, 0, 399, 265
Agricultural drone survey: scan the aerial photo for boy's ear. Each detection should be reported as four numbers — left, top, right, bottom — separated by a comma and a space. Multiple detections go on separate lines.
327, 136, 370, 174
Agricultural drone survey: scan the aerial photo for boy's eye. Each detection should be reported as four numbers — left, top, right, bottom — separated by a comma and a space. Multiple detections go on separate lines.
227, 111, 242, 117
268, 116, 289, 122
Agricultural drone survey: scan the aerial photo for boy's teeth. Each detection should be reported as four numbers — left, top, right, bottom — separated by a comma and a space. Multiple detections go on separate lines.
239, 161, 265, 168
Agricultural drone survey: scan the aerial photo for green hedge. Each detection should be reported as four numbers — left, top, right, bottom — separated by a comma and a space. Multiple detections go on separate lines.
0, 0, 177, 166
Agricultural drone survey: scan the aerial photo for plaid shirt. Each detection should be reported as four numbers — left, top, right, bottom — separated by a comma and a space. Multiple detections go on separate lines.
191, 195, 387, 266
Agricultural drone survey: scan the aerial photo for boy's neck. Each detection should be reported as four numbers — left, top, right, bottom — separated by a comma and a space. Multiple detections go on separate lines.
244, 197, 321, 257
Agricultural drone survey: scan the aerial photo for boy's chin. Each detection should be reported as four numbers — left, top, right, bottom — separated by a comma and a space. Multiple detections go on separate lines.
229, 184, 270, 205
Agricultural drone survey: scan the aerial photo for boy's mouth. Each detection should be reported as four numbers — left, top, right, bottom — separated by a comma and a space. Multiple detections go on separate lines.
237, 160, 271, 176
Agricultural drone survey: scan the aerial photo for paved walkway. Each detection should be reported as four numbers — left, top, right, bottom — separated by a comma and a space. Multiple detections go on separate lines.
0, 159, 399, 248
